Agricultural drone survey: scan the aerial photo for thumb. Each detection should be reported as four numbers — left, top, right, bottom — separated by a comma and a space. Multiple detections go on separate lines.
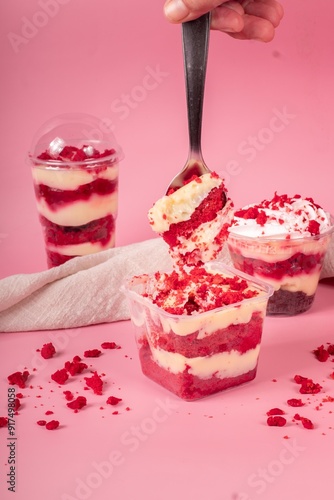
164, 0, 226, 23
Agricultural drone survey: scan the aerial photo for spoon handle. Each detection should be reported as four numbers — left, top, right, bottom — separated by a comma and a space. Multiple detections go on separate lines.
182, 12, 211, 159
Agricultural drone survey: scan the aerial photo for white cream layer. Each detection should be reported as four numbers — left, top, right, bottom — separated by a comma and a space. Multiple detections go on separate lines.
46, 234, 115, 256
132, 299, 267, 338
36, 192, 118, 226
32, 163, 118, 190
149, 343, 260, 379
148, 173, 224, 233
227, 234, 331, 263
250, 269, 321, 295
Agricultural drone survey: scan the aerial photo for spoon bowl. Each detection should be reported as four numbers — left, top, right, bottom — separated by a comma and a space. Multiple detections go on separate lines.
166, 13, 212, 194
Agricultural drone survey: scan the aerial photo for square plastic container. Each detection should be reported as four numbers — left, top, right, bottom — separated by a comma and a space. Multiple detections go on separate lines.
122, 262, 273, 401
227, 217, 334, 316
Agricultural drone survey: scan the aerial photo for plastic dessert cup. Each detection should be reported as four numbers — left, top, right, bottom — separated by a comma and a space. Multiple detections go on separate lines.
122, 262, 273, 401
227, 219, 334, 316
29, 114, 123, 267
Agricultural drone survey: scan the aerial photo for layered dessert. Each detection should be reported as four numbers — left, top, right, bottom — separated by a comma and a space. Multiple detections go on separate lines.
227, 193, 333, 315
124, 172, 273, 400
31, 143, 119, 267
124, 262, 272, 400
148, 172, 233, 266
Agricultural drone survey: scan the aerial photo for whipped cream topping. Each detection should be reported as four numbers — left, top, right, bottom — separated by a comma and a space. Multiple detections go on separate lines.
228, 193, 332, 239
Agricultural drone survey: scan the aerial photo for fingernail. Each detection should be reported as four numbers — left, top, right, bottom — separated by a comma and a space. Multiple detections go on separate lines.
164, 0, 189, 22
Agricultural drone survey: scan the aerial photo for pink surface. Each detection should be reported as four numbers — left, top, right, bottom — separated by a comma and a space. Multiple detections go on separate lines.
1, 1, 334, 499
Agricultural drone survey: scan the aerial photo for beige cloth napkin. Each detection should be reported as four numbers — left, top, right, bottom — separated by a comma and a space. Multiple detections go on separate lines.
0, 238, 333, 333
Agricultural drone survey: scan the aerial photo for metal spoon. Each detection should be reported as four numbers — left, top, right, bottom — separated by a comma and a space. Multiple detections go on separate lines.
166, 12, 211, 193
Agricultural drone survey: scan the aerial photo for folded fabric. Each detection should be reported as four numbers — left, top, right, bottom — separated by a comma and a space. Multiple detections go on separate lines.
0, 237, 333, 333
0, 239, 172, 333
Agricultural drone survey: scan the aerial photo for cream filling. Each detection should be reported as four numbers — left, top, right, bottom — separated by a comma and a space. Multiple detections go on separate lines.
32, 163, 119, 190
148, 343, 260, 379
46, 234, 115, 256
157, 302, 266, 338
252, 269, 321, 295
131, 300, 266, 338
227, 235, 331, 263
36, 192, 118, 226
148, 173, 223, 233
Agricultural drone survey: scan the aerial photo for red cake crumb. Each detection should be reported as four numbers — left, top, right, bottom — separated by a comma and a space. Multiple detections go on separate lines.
37, 145, 115, 162
40, 342, 56, 359
313, 344, 330, 362
267, 416, 287, 427
266, 408, 285, 416
294, 374, 322, 394
8, 370, 30, 388
300, 379, 322, 395
84, 372, 103, 395
307, 220, 320, 236
293, 374, 308, 384
329, 372, 334, 380
0, 417, 8, 428
287, 398, 304, 407
327, 344, 334, 355
45, 410, 54, 415
84, 349, 102, 358
14, 398, 21, 411
67, 396, 87, 411
101, 342, 121, 350
106, 396, 122, 406
37, 420, 46, 426
294, 414, 314, 429
45, 420, 59, 430
64, 359, 88, 375
16, 393, 23, 399
63, 390, 74, 401
51, 369, 69, 385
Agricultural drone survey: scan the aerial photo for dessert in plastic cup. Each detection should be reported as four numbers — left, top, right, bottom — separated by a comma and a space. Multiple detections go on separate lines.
227, 193, 334, 316
122, 262, 273, 401
29, 113, 123, 267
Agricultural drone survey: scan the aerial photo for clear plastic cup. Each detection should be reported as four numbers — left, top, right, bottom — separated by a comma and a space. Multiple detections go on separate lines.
29, 113, 123, 267
227, 218, 334, 316
122, 262, 273, 401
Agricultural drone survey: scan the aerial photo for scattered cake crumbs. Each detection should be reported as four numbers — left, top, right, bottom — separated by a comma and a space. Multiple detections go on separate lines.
84, 372, 103, 395
266, 408, 285, 416
40, 342, 56, 359
7, 371, 30, 388
67, 396, 87, 411
101, 342, 121, 350
84, 349, 102, 358
0, 417, 8, 428
45, 420, 60, 430
106, 396, 122, 406
51, 369, 69, 385
267, 416, 287, 427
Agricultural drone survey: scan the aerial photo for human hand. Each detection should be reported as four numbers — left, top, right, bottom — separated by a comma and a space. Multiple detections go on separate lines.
163, 0, 284, 42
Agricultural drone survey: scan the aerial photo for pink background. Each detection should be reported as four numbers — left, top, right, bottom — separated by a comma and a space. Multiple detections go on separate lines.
1, 0, 334, 277
1, 2, 334, 500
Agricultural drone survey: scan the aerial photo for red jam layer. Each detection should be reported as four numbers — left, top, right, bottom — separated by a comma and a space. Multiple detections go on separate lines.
145, 311, 263, 358
162, 183, 226, 248
40, 214, 115, 246
46, 251, 73, 267
138, 339, 257, 401
228, 250, 325, 280
34, 177, 118, 210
